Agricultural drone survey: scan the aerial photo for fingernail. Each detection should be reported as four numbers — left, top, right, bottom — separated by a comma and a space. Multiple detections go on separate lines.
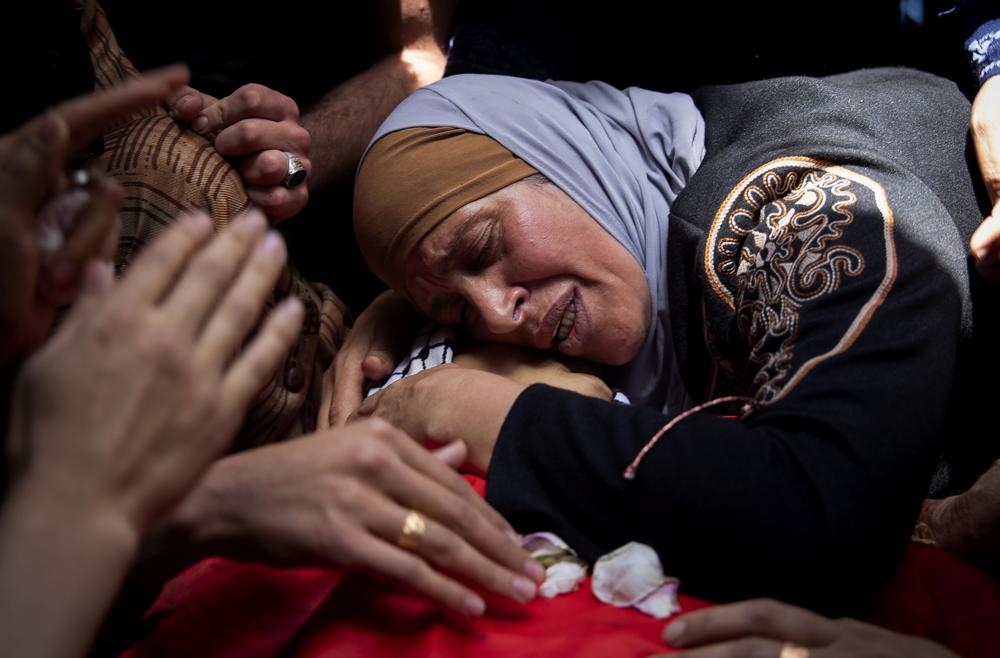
261, 230, 284, 256
191, 116, 209, 133
512, 576, 537, 602
464, 595, 485, 617
279, 296, 304, 318
663, 620, 686, 646
506, 529, 523, 546
524, 559, 546, 582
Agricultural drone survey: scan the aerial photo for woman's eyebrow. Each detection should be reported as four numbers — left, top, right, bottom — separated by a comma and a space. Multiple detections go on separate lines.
436, 208, 491, 276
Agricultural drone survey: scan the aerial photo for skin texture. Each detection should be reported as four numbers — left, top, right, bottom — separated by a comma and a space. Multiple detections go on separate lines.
0, 208, 304, 658
970, 75, 1000, 282
0, 65, 189, 363
157, 421, 543, 617
403, 178, 650, 366
650, 598, 960, 658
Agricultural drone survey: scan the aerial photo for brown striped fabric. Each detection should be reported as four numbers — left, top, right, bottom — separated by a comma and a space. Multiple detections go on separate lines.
78, 1, 351, 446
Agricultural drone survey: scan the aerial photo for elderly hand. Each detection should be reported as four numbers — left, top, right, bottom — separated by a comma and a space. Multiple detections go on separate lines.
353, 365, 525, 473
651, 599, 960, 658
0, 65, 188, 363
319, 290, 423, 428
168, 83, 311, 223
165, 419, 543, 616
5, 209, 303, 534
970, 75, 1000, 282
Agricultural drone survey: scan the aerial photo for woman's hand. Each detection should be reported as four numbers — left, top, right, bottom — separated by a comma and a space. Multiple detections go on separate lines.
319, 290, 424, 428
5, 209, 303, 533
0, 208, 301, 658
353, 365, 526, 473
164, 419, 543, 616
167, 83, 310, 222
0, 65, 189, 363
970, 75, 1000, 282
651, 599, 959, 658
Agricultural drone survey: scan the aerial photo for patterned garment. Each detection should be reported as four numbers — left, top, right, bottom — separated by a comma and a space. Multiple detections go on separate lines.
78, 1, 352, 446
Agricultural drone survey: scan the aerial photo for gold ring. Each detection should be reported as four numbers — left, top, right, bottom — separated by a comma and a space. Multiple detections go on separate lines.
779, 643, 810, 658
397, 510, 427, 549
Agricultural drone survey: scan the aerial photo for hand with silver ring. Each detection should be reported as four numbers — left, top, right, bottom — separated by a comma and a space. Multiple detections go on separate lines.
649, 598, 960, 658
167, 82, 311, 223
282, 151, 307, 189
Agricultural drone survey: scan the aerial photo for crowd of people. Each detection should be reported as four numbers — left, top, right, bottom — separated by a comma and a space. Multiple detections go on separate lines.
2, 2, 1000, 658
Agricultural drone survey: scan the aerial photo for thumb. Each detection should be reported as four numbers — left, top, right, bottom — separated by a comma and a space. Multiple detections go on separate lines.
362, 352, 395, 381
0, 112, 69, 211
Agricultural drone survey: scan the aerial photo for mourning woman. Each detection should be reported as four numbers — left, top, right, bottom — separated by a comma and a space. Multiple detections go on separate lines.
348, 68, 1000, 616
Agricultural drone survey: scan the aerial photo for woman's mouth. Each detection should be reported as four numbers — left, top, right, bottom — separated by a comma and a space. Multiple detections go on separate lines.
554, 299, 577, 344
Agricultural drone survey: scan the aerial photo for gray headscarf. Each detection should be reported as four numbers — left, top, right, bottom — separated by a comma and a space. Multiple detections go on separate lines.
367, 74, 706, 413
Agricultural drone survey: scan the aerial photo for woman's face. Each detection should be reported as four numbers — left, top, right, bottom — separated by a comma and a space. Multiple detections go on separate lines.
402, 178, 651, 365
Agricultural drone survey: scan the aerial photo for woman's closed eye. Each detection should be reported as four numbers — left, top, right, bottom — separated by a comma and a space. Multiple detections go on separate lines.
469, 218, 502, 272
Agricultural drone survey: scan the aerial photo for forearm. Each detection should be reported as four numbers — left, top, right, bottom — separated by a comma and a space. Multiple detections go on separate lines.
487, 384, 937, 616
0, 481, 138, 658
302, 44, 445, 191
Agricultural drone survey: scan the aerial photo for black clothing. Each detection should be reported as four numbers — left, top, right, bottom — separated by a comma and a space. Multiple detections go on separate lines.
486, 69, 998, 615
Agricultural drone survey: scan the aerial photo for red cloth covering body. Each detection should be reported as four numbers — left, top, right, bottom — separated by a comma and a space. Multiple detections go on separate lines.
121, 477, 1000, 658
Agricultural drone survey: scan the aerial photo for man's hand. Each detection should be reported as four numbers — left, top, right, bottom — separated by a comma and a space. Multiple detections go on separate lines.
970, 75, 1000, 282
168, 83, 311, 223
651, 599, 960, 658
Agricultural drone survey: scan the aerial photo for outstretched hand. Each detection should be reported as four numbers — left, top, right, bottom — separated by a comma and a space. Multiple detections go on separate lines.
0, 65, 189, 362
6, 210, 303, 533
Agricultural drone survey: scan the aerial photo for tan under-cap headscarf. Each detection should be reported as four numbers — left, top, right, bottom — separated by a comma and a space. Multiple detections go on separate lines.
353, 126, 537, 288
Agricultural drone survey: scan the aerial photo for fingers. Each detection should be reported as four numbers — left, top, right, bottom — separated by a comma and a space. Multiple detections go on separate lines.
377, 424, 517, 537
47, 175, 123, 287
363, 443, 541, 598
971, 76, 1000, 206
662, 599, 839, 649
55, 64, 190, 156
0, 112, 70, 210
115, 212, 215, 304
330, 355, 367, 427
167, 85, 217, 122
160, 211, 269, 334
971, 204, 1000, 283
247, 184, 308, 222
316, 363, 337, 430
352, 530, 488, 617
654, 637, 787, 658
213, 118, 310, 158
362, 353, 395, 380
190, 83, 299, 135
195, 230, 289, 368
239, 149, 312, 186
222, 295, 304, 409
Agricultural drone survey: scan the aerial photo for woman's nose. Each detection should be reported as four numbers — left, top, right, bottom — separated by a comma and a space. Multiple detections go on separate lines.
465, 281, 526, 335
